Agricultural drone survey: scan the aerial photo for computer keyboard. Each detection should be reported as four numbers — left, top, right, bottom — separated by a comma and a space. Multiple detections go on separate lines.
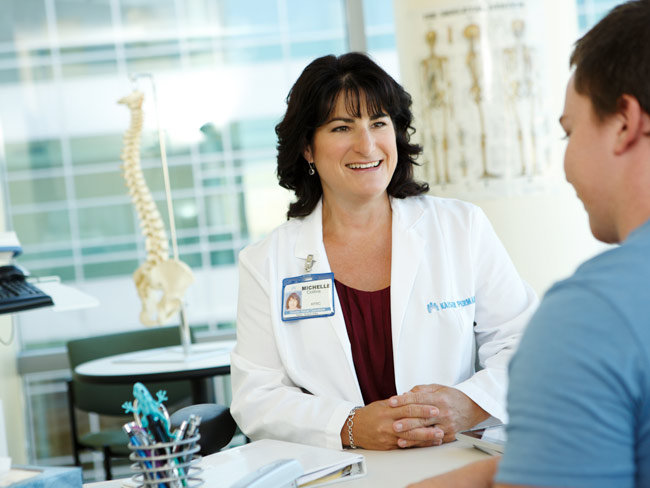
0, 278, 54, 314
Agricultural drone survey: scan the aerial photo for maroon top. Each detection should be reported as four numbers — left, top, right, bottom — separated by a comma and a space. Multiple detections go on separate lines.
335, 279, 397, 405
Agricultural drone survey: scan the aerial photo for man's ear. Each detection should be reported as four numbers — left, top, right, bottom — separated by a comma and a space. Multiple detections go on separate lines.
614, 95, 645, 155
303, 146, 313, 163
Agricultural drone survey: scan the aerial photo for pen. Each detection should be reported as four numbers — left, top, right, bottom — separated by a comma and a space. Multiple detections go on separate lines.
146, 414, 184, 487
172, 420, 189, 454
134, 427, 172, 488
123, 422, 163, 487
172, 419, 189, 468
147, 414, 171, 444
185, 414, 201, 440
123, 422, 151, 463
183, 414, 202, 464
171, 420, 189, 487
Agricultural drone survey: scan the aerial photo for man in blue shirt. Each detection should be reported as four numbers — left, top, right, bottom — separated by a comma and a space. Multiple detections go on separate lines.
406, 1, 650, 486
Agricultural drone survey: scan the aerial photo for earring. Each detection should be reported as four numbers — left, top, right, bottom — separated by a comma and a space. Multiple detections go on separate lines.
308, 162, 316, 176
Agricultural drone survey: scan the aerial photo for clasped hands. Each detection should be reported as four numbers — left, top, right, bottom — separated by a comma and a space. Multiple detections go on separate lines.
342, 384, 489, 450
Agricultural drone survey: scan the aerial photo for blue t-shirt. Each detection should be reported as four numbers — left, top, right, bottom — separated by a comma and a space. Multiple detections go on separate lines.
496, 220, 650, 487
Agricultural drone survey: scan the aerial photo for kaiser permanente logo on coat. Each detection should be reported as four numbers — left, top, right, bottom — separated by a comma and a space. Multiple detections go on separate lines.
427, 296, 475, 313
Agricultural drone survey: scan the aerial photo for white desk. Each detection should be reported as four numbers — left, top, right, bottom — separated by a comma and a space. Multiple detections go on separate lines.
83, 440, 489, 488
74, 341, 235, 404
338, 442, 488, 487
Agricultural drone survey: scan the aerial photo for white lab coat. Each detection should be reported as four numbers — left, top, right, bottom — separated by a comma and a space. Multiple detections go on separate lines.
231, 195, 537, 449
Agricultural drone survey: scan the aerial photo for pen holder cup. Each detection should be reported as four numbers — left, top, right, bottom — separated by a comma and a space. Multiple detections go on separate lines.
128, 433, 203, 488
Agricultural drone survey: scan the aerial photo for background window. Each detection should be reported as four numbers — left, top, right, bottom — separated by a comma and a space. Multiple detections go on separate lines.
0, 0, 398, 474
575, 0, 623, 33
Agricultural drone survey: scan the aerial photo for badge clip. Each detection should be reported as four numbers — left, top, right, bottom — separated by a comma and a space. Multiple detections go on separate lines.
304, 254, 315, 273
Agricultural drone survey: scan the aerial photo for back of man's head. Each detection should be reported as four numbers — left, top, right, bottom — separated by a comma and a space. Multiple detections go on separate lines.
571, 0, 650, 121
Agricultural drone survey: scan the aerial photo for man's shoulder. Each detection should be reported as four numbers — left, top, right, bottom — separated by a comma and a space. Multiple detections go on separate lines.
575, 241, 648, 279
572, 220, 650, 283
518, 236, 650, 376
547, 237, 650, 327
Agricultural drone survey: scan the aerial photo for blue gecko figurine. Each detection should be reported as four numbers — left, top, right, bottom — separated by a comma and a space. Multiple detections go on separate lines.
122, 382, 175, 439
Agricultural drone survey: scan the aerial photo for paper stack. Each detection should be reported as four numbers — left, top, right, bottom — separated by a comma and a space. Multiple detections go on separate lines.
198, 439, 366, 487
0, 232, 21, 266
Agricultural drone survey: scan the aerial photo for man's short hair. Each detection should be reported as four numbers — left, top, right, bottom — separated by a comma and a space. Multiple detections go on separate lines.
570, 0, 650, 120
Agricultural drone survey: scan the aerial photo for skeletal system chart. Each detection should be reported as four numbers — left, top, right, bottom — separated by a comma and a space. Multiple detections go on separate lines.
413, 1, 551, 193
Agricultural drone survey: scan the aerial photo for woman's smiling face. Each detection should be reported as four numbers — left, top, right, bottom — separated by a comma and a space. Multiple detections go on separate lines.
303, 91, 398, 206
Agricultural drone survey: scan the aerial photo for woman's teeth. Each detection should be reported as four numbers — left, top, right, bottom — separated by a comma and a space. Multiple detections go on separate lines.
347, 160, 381, 169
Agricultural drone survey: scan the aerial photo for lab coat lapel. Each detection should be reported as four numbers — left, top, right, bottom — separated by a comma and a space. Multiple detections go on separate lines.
294, 199, 363, 402
294, 200, 325, 270
390, 198, 426, 353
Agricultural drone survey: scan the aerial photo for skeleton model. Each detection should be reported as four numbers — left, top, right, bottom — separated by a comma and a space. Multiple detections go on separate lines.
503, 19, 538, 175
118, 90, 194, 326
464, 23, 498, 179
420, 30, 452, 185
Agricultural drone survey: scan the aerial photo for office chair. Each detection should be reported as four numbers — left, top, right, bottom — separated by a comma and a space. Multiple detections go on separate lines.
170, 403, 237, 456
66, 326, 193, 480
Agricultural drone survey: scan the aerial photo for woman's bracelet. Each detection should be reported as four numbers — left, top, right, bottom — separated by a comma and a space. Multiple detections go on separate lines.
346, 406, 363, 449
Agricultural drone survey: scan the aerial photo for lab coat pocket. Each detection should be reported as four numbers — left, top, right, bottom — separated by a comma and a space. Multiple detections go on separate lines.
278, 312, 359, 400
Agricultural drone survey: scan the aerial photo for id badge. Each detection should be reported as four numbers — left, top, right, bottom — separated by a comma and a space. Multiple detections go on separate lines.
281, 272, 335, 322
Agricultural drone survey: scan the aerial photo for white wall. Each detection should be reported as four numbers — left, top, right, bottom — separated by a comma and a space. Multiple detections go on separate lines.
472, 187, 607, 296
0, 189, 28, 463
393, 0, 607, 298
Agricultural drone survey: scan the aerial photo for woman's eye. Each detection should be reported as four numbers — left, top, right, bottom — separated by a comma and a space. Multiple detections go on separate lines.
332, 126, 349, 132
373, 121, 387, 128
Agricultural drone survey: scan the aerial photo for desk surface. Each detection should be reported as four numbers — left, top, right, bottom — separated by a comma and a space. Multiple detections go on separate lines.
73, 341, 235, 384
339, 442, 488, 487
83, 440, 489, 488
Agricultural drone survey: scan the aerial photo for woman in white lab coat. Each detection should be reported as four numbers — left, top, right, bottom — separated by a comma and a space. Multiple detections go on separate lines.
230, 53, 537, 451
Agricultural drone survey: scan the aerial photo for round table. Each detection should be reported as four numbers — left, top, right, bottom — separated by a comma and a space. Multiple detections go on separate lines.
73, 340, 235, 404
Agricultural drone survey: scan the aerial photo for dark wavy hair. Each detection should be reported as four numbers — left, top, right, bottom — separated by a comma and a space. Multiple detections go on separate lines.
276, 52, 429, 219
571, 0, 650, 121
